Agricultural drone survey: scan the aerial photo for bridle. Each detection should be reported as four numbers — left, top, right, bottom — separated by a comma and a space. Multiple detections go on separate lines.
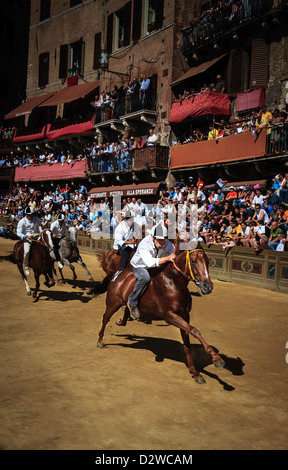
172, 248, 204, 282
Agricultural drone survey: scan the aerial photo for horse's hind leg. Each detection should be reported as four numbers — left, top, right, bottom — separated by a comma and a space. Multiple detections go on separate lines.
97, 301, 123, 348
32, 272, 40, 300
76, 258, 94, 281
116, 306, 130, 326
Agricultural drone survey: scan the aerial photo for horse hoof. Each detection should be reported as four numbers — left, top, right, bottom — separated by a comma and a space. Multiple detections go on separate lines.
213, 358, 225, 368
97, 341, 105, 349
116, 319, 124, 326
195, 375, 206, 384
27, 291, 31, 296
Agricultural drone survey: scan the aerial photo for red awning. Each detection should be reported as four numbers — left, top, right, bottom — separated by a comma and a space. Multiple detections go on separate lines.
39, 80, 100, 107
171, 54, 227, 87
236, 88, 265, 112
13, 126, 46, 143
46, 116, 95, 140
169, 91, 230, 123
89, 182, 161, 198
4, 94, 54, 120
14, 160, 87, 182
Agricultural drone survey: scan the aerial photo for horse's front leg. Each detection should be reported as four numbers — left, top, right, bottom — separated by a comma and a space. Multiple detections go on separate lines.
64, 259, 77, 280
180, 329, 206, 384
97, 299, 124, 348
18, 262, 31, 296
165, 311, 225, 377
76, 258, 94, 281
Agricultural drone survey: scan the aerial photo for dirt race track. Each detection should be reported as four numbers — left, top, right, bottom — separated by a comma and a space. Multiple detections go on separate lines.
0, 238, 287, 451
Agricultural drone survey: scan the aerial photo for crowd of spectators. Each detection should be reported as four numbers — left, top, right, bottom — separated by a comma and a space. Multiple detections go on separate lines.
183, 0, 285, 49
0, 127, 16, 140
1, 172, 288, 253
91, 73, 154, 122
172, 103, 288, 150
0, 127, 159, 174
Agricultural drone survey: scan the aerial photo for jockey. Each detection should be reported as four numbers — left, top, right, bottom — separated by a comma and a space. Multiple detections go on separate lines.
16, 206, 42, 276
127, 224, 175, 320
113, 209, 137, 270
50, 213, 68, 269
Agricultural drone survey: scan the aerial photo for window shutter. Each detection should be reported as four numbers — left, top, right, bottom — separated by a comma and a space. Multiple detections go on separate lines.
39, 52, 49, 87
155, 0, 164, 29
107, 13, 114, 55
227, 50, 244, 95
250, 38, 269, 88
124, 2, 132, 46
94, 32, 101, 70
40, 0, 51, 21
132, 0, 142, 41
59, 44, 68, 79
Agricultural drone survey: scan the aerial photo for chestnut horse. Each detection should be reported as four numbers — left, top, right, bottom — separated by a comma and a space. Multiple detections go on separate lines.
97, 246, 225, 384
13, 232, 55, 299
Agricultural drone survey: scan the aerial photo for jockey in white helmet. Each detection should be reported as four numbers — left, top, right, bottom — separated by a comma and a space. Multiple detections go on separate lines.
16, 207, 42, 276
127, 224, 175, 320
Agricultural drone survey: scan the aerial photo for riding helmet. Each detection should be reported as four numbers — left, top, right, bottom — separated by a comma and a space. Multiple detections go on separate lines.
25, 207, 34, 215
151, 224, 168, 239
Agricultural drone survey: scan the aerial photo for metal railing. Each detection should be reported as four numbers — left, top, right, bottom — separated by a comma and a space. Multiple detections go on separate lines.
182, 0, 288, 50
266, 122, 288, 154
93, 89, 157, 124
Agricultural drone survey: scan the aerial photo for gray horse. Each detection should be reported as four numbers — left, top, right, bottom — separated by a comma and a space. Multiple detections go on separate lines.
45, 226, 94, 282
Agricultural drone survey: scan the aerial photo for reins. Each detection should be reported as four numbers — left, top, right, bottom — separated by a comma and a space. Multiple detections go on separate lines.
172, 249, 204, 281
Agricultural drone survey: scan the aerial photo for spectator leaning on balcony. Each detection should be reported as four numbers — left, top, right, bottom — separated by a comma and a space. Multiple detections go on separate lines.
215, 75, 225, 93
208, 124, 218, 140
147, 127, 159, 147
140, 74, 150, 109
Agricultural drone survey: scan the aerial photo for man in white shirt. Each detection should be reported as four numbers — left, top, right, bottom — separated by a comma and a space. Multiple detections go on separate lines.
127, 224, 175, 320
147, 127, 159, 147
113, 210, 137, 269
50, 213, 68, 269
16, 207, 42, 275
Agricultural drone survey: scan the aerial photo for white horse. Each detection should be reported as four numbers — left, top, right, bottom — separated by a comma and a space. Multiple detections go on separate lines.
45, 226, 94, 282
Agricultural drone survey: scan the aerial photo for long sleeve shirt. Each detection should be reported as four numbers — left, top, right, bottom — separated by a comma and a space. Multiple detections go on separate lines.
113, 219, 136, 249
130, 235, 174, 269
16, 216, 42, 239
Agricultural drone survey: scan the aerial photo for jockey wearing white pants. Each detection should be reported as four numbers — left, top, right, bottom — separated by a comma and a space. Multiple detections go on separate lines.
16, 207, 42, 275
50, 213, 68, 269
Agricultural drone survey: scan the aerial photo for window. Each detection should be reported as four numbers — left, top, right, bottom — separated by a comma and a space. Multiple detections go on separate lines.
38, 52, 49, 87
143, 0, 164, 34
93, 33, 101, 70
40, 0, 51, 21
69, 40, 85, 75
106, 2, 132, 54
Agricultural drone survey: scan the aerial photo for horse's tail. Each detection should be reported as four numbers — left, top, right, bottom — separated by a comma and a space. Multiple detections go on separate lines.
88, 274, 112, 297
